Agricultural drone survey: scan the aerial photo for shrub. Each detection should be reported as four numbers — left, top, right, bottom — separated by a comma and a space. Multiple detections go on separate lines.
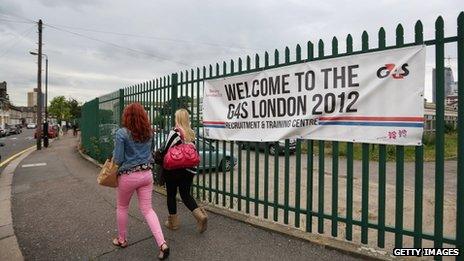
423, 132, 436, 146
445, 123, 456, 134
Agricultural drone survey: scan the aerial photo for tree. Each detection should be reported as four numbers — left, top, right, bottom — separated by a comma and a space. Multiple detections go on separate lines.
48, 96, 82, 123
160, 96, 192, 115
68, 98, 81, 120
153, 96, 192, 129
49, 96, 71, 123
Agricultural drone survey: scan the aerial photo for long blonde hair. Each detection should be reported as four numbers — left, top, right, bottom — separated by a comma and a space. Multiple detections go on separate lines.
175, 109, 195, 142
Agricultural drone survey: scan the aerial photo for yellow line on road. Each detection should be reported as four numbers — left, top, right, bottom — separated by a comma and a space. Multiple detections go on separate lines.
0, 146, 36, 168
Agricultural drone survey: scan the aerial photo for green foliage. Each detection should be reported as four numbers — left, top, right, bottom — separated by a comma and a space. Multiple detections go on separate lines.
445, 123, 456, 134
49, 96, 82, 123
151, 95, 193, 130
99, 109, 114, 124
99, 130, 115, 162
423, 132, 436, 146
153, 114, 166, 129
68, 98, 81, 120
301, 132, 457, 162
89, 136, 102, 162
49, 96, 70, 123
161, 96, 192, 115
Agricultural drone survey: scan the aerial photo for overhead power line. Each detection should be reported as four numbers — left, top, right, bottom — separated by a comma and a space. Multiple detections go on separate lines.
0, 13, 35, 23
0, 13, 265, 68
44, 22, 256, 51
1, 13, 262, 53
0, 18, 35, 24
45, 24, 191, 67
0, 25, 36, 58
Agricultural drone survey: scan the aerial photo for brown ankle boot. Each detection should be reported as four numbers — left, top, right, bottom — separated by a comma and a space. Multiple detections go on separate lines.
164, 214, 179, 230
192, 208, 207, 233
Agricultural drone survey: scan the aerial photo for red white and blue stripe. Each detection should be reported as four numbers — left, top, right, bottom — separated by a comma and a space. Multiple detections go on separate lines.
203, 121, 226, 128
317, 116, 424, 128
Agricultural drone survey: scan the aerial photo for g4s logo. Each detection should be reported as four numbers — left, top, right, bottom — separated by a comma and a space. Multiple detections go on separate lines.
376, 63, 409, 79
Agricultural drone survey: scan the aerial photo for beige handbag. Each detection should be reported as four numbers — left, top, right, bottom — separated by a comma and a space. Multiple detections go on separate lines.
97, 158, 119, 187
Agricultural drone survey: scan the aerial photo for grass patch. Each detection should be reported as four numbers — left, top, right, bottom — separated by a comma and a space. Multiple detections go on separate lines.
301, 132, 457, 162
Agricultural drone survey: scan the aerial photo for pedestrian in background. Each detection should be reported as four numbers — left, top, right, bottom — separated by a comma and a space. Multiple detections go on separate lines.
73, 123, 78, 136
63, 123, 68, 135
58, 124, 63, 137
162, 108, 207, 233
112, 103, 169, 260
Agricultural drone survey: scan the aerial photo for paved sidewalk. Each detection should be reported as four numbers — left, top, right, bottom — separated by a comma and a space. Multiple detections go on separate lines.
10, 135, 359, 260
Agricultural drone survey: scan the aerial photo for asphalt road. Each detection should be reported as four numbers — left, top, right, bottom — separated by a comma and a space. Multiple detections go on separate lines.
194, 142, 458, 251
0, 128, 36, 166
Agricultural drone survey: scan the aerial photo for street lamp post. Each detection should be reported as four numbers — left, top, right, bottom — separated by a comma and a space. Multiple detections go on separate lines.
30, 51, 49, 147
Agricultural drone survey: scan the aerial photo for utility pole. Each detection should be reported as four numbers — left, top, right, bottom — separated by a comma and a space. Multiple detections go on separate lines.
44, 57, 49, 147
36, 19, 43, 150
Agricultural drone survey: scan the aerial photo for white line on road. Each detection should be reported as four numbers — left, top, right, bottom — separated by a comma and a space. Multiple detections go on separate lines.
21, 163, 47, 168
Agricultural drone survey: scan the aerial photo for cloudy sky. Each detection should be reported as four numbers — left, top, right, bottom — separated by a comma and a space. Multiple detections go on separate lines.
0, 0, 462, 106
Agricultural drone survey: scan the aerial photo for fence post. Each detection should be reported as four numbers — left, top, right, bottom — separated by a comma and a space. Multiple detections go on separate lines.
118, 88, 124, 127
171, 73, 178, 126
457, 11, 464, 261
93, 97, 100, 160
434, 16, 445, 253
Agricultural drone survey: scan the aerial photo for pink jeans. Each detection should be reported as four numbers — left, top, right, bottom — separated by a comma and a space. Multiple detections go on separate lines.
117, 170, 165, 247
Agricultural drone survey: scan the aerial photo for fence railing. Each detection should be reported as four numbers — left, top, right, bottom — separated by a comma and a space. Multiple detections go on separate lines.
80, 13, 464, 260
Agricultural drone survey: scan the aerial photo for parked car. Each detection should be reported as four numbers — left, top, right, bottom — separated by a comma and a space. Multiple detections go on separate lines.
13, 125, 22, 134
27, 123, 37, 129
152, 133, 237, 173
4, 124, 19, 135
48, 127, 58, 138
34, 126, 58, 139
236, 139, 297, 155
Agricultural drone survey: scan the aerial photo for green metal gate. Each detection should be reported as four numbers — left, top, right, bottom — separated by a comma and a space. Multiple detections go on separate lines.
80, 13, 464, 260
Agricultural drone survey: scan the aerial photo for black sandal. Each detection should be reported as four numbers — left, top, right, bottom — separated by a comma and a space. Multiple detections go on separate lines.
112, 238, 128, 248
158, 242, 170, 260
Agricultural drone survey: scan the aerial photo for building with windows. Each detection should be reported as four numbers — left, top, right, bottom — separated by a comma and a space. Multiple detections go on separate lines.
0, 81, 10, 128
9, 106, 22, 125
0, 83, 40, 128
27, 88, 38, 107
445, 95, 458, 111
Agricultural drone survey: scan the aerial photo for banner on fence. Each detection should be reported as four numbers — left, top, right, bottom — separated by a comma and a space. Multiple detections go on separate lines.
203, 45, 426, 145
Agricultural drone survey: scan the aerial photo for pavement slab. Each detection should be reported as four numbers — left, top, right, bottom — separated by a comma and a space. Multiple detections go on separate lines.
11, 135, 360, 260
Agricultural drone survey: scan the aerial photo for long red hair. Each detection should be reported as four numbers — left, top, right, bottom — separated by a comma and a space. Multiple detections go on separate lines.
122, 103, 152, 142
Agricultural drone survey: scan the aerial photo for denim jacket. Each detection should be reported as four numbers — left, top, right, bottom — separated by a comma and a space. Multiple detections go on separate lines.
112, 128, 152, 172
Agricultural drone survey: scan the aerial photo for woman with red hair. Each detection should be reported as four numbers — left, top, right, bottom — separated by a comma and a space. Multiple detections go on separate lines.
112, 103, 169, 260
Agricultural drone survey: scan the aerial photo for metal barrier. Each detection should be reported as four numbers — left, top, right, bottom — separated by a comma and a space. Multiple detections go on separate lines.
80, 13, 464, 260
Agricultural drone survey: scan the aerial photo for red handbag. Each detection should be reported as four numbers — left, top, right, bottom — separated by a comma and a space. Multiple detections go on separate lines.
163, 131, 200, 170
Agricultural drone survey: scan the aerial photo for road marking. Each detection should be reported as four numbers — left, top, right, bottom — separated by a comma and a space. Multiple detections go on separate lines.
22, 163, 47, 168
0, 146, 36, 168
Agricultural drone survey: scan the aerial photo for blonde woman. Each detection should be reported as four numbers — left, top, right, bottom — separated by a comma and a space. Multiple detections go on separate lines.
161, 109, 207, 232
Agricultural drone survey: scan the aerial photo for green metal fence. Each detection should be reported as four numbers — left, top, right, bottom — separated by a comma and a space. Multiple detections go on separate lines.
80, 13, 464, 259
80, 98, 99, 159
